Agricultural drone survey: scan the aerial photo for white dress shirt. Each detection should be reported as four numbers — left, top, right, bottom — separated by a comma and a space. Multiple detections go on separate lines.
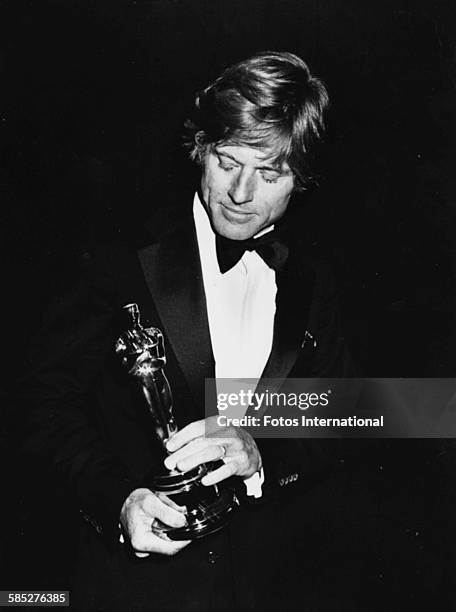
193, 193, 277, 382
193, 193, 275, 496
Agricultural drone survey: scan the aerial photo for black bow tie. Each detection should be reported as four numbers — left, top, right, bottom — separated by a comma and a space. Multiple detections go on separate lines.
216, 230, 289, 274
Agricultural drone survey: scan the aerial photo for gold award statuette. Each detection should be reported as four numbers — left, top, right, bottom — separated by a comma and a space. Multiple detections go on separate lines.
115, 303, 238, 540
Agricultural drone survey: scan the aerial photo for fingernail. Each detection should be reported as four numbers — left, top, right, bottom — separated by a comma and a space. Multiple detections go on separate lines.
164, 458, 175, 470
166, 440, 175, 451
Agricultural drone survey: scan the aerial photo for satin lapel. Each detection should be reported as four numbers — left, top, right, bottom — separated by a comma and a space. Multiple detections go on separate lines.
259, 249, 315, 387
138, 208, 214, 408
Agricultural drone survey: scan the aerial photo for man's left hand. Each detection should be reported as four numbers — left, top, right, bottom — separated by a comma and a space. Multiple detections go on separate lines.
164, 417, 262, 486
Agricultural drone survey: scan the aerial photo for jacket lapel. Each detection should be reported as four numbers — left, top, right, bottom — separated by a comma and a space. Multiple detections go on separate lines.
138, 198, 214, 409
259, 246, 316, 386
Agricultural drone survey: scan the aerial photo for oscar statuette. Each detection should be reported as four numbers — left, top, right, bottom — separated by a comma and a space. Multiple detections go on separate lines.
115, 303, 238, 540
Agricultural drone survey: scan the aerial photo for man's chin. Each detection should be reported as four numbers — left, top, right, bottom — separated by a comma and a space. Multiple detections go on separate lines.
215, 224, 257, 241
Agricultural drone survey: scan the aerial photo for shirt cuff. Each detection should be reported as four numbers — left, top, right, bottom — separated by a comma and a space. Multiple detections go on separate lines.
243, 467, 265, 498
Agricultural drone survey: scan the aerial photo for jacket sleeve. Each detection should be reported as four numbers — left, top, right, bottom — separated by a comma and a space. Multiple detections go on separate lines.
16, 246, 140, 546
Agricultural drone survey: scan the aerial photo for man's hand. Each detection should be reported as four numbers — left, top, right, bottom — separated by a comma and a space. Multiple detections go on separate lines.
120, 488, 191, 557
164, 416, 262, 486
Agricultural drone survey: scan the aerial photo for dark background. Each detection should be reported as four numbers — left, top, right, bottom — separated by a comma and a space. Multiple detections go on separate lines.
1, 0, 455, 607
1, 0, 455, 378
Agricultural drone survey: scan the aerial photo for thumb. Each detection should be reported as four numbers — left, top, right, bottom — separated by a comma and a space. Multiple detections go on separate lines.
144, 495, 187, 529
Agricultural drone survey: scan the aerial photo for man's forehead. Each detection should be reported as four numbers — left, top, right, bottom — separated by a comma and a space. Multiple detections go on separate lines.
214, 143, 290, 171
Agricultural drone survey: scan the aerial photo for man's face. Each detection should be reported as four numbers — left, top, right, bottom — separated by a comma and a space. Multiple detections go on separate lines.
200, 144, 295, 240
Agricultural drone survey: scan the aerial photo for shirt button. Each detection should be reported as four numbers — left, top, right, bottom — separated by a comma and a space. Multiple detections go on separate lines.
208, 551, 220, 564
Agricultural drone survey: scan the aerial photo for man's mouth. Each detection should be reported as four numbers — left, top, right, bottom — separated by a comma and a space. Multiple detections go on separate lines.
220, 203, 255, 219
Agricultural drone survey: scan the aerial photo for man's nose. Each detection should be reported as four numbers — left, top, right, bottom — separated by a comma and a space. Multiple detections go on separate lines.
228, 171, 255, 205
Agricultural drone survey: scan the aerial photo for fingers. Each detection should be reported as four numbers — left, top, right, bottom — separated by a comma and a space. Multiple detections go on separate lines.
121, 489, 191, 558
155, 491, 186, 513
134, 496, 190, 556
143, 493, 187, 529
201, 461, 237, 486
164, 436, 207, 470
166, 416, 223, 452
165, 437, 226, 472
130, 528, 191, 557
165, 419, 261, 482
165, 419, 207, 452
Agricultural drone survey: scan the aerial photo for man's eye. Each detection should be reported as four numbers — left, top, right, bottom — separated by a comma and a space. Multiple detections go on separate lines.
261, 172, 280, 184
218, 160, 236, 172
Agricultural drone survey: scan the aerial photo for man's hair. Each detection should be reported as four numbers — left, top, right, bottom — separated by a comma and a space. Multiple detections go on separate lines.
184, 50, 329, 190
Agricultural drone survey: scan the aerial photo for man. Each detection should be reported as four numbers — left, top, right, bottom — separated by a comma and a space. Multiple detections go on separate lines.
19, 51, 353, 610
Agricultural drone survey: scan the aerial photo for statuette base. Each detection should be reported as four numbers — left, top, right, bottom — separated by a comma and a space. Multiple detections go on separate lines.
150, 464, 239, 540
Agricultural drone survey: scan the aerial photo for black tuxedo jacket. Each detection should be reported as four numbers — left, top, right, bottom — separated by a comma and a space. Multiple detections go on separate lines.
18, 184, 355, 610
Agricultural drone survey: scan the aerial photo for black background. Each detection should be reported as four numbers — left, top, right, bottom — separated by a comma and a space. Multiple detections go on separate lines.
1, 0, 456, 378
1, 0, 455, 606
